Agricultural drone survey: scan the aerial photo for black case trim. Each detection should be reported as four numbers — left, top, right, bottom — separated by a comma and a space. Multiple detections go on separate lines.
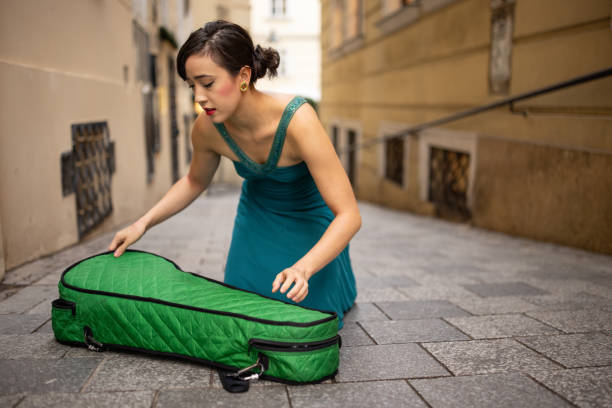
59, 249, 337, 328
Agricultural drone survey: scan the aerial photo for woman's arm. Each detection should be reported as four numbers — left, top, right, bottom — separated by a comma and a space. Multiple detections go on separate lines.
109, 116, 220, 257
272, 103, 362, 302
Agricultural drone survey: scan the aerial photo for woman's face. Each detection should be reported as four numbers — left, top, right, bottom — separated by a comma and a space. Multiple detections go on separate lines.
184, 53, 244, 123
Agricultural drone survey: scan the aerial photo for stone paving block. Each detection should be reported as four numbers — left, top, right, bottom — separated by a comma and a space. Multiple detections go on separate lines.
0, 357, 102, 394
85, 355, 212, 392
2, 258, 65, 286
376, 300, 471, 320
355, 274, 420, 289
0, 287, 22, 302
288, 380, 427, 408
522, 292, 611, 311
32, 269, 63, 285
62, 344, 124, 358
343, 303, 389, 322
422, 338, 561, 375
530, 367, 612, 408
526, 309, 612, 333
336, 343, 449, 382
34, 319, 54, 334
0, 285, 58, 314
521, 277, 612, 300
0, 334, 66, 359
0, 394, 24, 407
445, 314, 560, 339
209, 370, 311, 388
355, 288, 408, 303
157, 386, 290, 407
450, 296, 540, 315
411, 372, 573, 408
0, 314, 50, 335
462, 282, 548, 297
398, 285, 478, 301
26, 297, 53, 315
517, 333, 612, 368
360, 319, 470, 344
338, 322, 375, 347
18, 391, 155, 408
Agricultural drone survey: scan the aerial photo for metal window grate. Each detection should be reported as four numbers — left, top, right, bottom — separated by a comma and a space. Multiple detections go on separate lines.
332, 126, 339, 152
385, 136, 404, 186
64, 122, 114, 239
184, 114, 192, 164
428, 146, 470, 220
168, 56, 179, 183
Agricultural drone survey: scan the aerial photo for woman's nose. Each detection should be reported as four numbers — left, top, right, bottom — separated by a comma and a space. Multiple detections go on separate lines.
193, 87, 207, 104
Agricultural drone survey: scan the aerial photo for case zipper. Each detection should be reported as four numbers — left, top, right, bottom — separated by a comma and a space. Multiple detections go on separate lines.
249, 335, 341, 352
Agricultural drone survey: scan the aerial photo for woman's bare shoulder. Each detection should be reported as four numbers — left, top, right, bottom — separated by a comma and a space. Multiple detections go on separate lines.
191, 112, 221, 150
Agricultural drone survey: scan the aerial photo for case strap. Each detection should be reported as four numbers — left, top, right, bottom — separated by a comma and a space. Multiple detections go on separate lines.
83, 326, 104, 352
218, 354, 268, 393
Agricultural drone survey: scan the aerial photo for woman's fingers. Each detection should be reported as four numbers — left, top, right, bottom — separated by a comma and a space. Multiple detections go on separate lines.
287, 279, 304, 299
114, 242, 127, 257
292, 283, 308, 303
271, 271, 286, 292
280, 275, 296, 294
273, 268, 310, 302
297, 286, 308, 303
108, 234, 121, 251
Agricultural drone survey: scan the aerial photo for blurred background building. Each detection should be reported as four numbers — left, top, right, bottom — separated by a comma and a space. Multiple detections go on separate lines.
320, 0, 612, 255
191, 0, 252, 186
0, 0, 197, 276
0, 0, 611, 281
250, 0, 321, 101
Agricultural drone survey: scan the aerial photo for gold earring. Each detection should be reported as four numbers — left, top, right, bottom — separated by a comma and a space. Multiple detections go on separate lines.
240, 81, 248, 92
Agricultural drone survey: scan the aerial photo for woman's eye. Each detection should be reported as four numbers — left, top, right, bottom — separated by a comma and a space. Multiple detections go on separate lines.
204, 82, 214, 88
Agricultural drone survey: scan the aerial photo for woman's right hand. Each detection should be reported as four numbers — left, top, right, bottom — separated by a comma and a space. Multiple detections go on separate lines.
108, 220, 147, 257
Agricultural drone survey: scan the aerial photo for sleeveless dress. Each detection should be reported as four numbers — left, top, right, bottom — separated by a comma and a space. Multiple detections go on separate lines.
213, 96, 357, 329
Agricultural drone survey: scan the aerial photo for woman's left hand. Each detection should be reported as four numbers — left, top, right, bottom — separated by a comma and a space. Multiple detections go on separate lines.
272, 267, 310, 303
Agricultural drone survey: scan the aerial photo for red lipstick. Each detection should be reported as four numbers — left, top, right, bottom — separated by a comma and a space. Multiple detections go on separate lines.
204, 108, 216, 116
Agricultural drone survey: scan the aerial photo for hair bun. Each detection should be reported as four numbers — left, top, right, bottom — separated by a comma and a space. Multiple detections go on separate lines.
252, 44, 280, 81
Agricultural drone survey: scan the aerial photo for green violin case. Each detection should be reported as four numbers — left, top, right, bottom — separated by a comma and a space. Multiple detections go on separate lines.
51, 249, 341, 392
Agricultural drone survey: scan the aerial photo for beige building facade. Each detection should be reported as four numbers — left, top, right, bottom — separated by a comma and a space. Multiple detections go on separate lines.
321, 0, 612, 254
0, 0, 196, 277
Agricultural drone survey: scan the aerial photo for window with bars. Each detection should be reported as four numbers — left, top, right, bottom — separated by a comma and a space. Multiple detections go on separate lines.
383, 0, 420, 15
278, 49, 287, 76
331, 0, 363, 49
217, 5, 229, 20
489, 0, 515, 94
428, 146, 470, 220
271, 0, 287, 17
61, 122, 115, 239
385, 136, 404, 186
133, 21, 159, 182
331, 125, 339, 152
347, 129, 357, 188
346, 0, 362, 39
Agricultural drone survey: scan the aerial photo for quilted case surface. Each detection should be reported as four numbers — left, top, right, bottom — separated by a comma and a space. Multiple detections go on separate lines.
51, 250, 340, 385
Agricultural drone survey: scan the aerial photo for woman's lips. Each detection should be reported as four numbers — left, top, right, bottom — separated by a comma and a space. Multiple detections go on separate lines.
204, 108, 216, 116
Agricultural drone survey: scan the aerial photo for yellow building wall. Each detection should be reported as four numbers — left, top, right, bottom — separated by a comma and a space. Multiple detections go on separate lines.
321, 0, 612, 254
0, 0, 192, 271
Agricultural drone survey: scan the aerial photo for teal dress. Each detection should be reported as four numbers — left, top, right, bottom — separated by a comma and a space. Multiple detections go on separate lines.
213, 96, 356, 329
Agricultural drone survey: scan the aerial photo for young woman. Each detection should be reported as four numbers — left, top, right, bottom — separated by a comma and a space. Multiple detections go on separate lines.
108, 20, 360, 328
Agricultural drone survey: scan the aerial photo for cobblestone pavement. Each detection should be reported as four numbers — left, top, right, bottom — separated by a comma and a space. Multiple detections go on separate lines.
1, 186, 611, 407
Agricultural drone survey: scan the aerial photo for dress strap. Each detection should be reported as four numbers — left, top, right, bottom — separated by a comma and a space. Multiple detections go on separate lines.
266, 96, 308, 169
212, 122, 246, 165
212, 96, 308, 173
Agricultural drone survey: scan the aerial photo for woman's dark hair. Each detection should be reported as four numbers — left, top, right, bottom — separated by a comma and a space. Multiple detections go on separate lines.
177, 20, 280, 84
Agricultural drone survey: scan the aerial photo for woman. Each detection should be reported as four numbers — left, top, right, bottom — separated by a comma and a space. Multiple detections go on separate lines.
108, 20, 360, 328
